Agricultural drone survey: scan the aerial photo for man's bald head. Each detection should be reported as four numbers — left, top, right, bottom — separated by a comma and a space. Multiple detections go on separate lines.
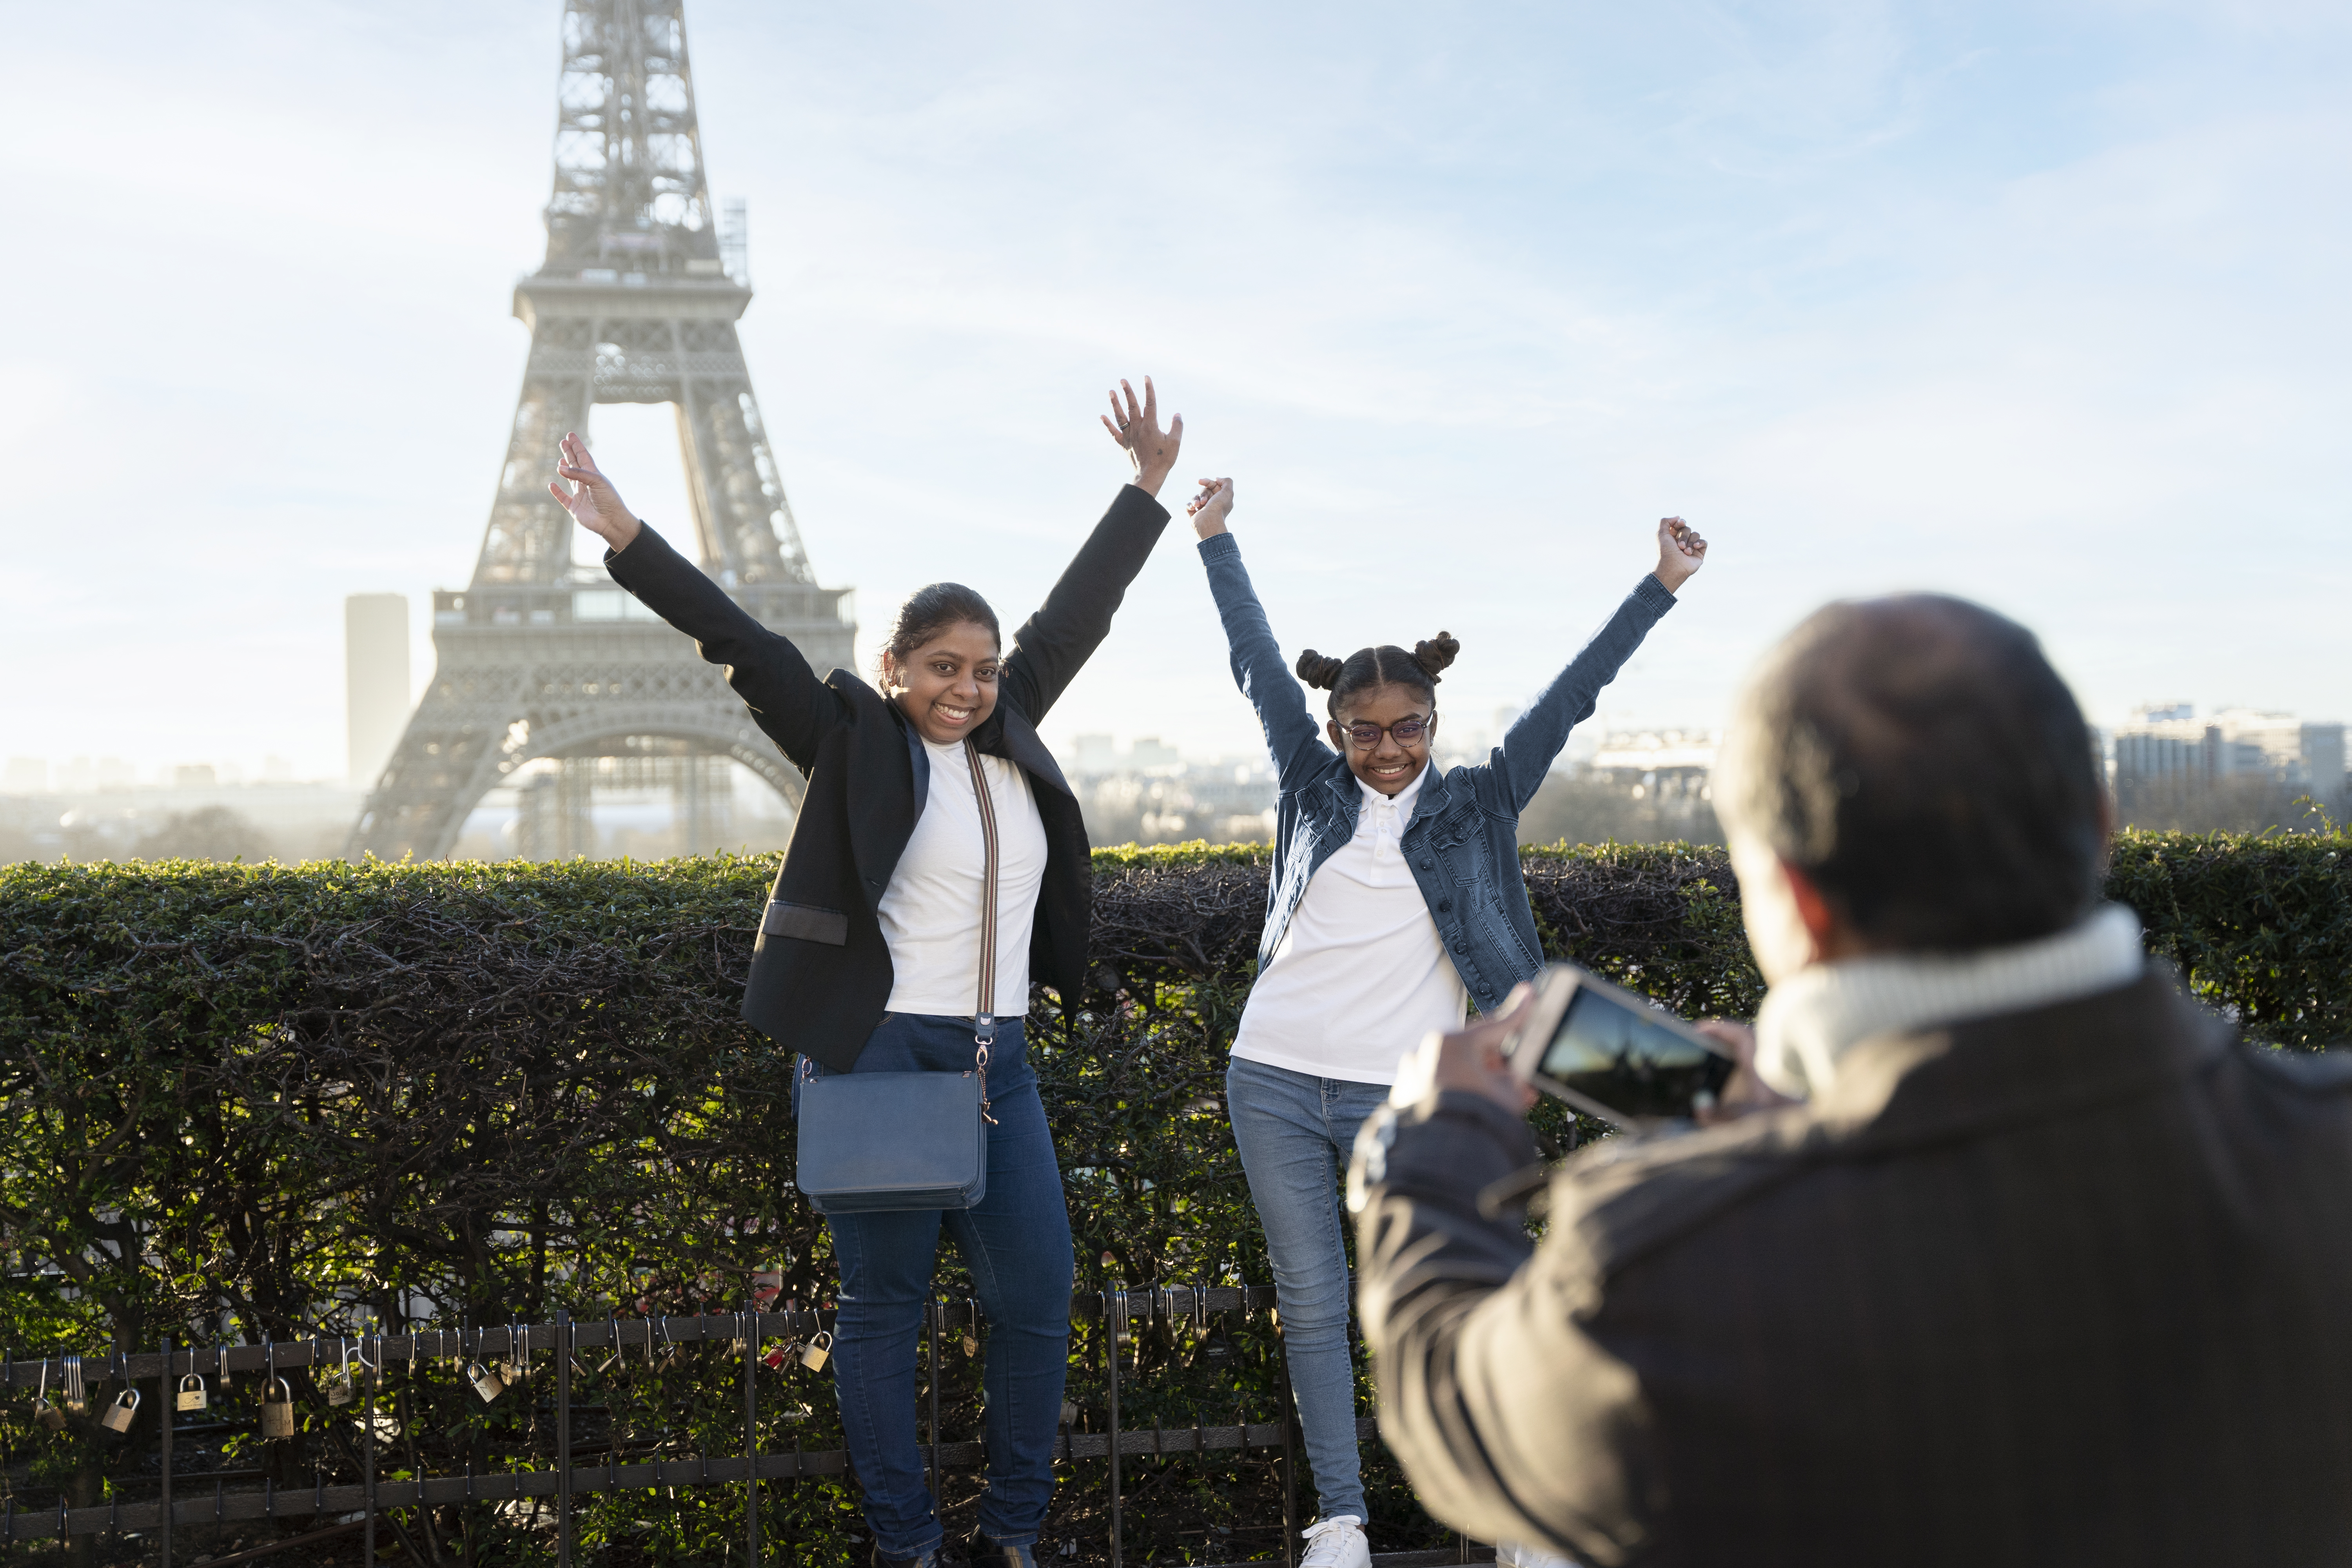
1717, 595, 2107, 953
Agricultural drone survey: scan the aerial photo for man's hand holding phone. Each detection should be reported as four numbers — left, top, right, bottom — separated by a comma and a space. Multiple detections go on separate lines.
1400, 977, 1795, 1127
1410, 993, 1538, 1114
1688, 1020, 1802, 1124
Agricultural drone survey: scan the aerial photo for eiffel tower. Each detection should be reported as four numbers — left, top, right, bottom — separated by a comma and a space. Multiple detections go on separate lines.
348, 0, 850, 861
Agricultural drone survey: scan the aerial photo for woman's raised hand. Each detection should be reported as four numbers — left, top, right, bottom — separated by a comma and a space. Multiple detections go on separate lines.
1100, 376, 1183, 498
548, 432, 642, 553
1654, 515, 1708, 592
1187, 477, 1235, 539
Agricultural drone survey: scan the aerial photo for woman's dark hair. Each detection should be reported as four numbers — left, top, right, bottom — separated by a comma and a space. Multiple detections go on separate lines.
877, 582, 999, 690
1295, 632, 1460, 716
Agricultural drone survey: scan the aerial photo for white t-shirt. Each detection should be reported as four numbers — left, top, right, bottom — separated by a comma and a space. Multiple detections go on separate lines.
1229, 764, 1469, 1085
878, 737, 1050, 1016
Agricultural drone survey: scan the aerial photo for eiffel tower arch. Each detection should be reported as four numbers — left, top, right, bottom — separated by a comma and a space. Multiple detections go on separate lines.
349, 0, 851, 861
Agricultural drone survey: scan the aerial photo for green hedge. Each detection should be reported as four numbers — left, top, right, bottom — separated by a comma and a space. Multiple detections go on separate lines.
0, 832, 2343, 1563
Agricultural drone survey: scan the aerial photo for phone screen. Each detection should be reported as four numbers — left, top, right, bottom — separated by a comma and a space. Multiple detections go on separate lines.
1536, 984, 1735, 1122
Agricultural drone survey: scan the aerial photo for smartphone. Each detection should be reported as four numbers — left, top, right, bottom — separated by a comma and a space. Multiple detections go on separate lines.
1499, 962, 1735, 1129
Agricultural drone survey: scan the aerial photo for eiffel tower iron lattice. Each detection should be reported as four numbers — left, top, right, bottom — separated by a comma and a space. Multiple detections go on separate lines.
349, 0, 849, 861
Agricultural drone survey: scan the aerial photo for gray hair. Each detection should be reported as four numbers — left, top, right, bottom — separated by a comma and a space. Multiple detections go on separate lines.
1715, 594, 2106, 952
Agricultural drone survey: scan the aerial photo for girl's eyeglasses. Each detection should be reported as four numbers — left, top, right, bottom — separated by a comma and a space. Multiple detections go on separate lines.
1341, 715, 1431, 748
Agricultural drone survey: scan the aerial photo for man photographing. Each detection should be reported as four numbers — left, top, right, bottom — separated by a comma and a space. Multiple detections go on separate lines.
1350, 594, 2352, 1566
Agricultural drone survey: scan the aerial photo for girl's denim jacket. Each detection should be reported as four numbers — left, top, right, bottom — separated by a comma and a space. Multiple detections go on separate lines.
1199, 531, 1677, 1015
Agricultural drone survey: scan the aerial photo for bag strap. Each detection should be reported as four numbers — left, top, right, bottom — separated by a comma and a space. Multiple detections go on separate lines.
964, 741, 1000, 1123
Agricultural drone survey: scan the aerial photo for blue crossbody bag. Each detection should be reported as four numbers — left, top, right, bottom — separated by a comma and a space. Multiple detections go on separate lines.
795, 741, 1001, 1214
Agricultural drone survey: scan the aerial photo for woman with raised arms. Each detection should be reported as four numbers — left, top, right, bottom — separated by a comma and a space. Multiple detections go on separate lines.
551, 380, 1185, 1568
1183, 476, 1706, 1568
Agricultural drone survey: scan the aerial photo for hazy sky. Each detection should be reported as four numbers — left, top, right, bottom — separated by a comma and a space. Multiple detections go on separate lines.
4, 0, 2347, 782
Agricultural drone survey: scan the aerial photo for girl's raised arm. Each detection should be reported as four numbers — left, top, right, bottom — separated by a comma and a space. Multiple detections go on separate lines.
1493, 517, 1708, 811
1191, 479, 1329, 787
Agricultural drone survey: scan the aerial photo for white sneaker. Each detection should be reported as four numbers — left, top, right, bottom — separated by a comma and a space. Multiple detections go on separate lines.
1496, 1541, 1582, 1568
1299, 1514, 1371, 1568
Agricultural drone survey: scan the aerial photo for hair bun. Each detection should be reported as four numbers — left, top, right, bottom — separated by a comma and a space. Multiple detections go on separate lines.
1412, 631, 1461, 681
1296, 649, 1345, 691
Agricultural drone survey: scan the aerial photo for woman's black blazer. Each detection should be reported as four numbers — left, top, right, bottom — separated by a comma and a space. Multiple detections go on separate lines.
605, 484, 1171, 1071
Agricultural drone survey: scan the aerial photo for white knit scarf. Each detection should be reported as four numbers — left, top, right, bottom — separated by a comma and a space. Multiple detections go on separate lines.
1753, 904, 2147, 1100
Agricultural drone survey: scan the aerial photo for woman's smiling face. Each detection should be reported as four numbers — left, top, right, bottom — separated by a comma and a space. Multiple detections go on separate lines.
886, 621, 1002, 744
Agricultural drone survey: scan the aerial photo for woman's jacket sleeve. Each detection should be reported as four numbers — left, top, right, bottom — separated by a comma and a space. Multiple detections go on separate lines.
1198, 532, 1330, 789
998, 484, 1174, 726
603, 523, 842, 770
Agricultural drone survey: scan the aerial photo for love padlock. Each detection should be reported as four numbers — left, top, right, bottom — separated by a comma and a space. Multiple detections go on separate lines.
260, 1377, 296, 1439
962, 1329, 979, 1357
326, 1373, 354, 1408
31, 1363, 63, 1432
466, 1361, 507, 1403
101, 1388, 141, 1435
176, 1374, 209, 1413
798, 1331, 833, 1372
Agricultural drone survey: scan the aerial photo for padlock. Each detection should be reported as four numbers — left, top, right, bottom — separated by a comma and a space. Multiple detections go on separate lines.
260, 1377, 296, 1439
961, 1330, 978, 1357
33, 1363, 63, 1432
326, 1374, 353, 1408
101, 1388, 141, 1434
176, 1374, 209, 1412
798, 1331, 832, 1372
62, 1354, 85, 1416
466, 1361, 506, 1403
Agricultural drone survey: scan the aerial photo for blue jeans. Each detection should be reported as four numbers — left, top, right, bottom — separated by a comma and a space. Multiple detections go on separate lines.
797, 1014, 1075, 1558
1225, 1056, 1390, 1525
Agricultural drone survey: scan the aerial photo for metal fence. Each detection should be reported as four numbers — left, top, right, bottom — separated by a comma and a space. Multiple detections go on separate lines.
0, 1286, 1492, 1568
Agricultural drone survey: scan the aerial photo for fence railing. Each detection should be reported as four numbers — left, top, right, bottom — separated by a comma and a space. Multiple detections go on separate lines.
0, 1287, 1492, 1568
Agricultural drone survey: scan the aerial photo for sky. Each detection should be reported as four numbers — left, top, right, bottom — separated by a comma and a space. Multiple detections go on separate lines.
2, 0, 2347, 785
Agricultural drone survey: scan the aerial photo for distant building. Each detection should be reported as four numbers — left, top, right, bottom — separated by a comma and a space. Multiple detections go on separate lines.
1056, 738, 1276, 846
2111, 705, 2219, 816
2111, 703, 2346, 821
1585, 730, 1718, 803
1129, 737, 1182, 772
2212, 708, 2346, 806
345, 593, 412, 789
1068, 734, 1120, 775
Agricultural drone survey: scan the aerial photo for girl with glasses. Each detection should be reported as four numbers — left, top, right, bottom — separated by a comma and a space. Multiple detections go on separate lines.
551, 380, 1185, 1568
1184, 477, 1705, 1568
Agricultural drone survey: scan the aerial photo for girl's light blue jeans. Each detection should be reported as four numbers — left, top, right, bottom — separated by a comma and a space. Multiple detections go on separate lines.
1225, 1054, 1391, 1525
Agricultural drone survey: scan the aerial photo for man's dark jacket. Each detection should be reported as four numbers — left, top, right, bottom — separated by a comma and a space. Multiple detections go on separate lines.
1355, 971, 2352, 1566
604, 485, 1170, 1071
